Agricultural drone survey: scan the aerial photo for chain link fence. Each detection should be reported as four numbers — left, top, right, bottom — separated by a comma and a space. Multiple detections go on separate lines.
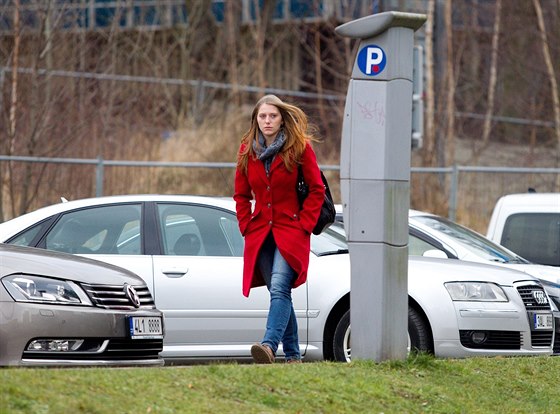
1, 155, 558, 232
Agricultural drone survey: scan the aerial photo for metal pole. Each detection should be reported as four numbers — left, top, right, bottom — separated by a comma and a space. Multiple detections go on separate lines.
449, 164, 458, 221
96, 155, 104, 197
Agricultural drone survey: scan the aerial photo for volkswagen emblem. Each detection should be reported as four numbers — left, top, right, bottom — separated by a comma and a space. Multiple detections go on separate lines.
532, 290, 548, 305
124, 284, 141, 308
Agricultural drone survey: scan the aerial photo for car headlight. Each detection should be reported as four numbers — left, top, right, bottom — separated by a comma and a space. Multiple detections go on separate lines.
2, 275, 93, 305
445, 282, 508, 302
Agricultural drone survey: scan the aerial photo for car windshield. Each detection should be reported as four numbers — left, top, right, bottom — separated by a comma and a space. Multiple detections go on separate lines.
311, 222, 348, 256
413, 215, 528, 264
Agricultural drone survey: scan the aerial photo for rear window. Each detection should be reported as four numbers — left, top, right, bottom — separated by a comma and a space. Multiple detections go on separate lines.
501, 213, 560, 266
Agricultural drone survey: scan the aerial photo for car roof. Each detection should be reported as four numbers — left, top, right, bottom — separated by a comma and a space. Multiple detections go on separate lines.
7, 194, 235, 216
0, 195, 237, 236
493, 193, 560, 211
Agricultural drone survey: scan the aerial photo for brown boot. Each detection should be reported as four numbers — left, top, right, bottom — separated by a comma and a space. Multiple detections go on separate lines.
251, 343, 275, 364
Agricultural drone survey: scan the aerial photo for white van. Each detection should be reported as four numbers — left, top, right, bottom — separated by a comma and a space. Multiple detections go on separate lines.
487, 193, 560, 267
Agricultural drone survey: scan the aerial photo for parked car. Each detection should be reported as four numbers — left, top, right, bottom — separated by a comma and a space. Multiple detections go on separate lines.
486, 192, 560, 267
409, 209, 560, 297
0, 243, 164, 366
336, 205, 559, 354
408, 209, 560, 354
0, 195, 554, 361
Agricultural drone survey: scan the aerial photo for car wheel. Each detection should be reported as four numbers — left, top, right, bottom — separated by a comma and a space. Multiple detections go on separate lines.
333, 310, 350, 362
408, 306, 433, 353
333, 306, 432, 362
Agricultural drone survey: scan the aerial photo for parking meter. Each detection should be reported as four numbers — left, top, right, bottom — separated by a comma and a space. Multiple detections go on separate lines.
336, 11, 426, 361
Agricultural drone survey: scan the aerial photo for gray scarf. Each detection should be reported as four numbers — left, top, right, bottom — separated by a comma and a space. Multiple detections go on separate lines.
253, 130, 286, 174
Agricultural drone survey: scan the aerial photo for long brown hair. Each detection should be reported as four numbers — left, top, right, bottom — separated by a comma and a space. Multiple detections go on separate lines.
237, 95, 319, 173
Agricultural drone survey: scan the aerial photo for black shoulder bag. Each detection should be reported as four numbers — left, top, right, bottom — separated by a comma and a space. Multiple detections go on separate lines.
296, 165, 336, 235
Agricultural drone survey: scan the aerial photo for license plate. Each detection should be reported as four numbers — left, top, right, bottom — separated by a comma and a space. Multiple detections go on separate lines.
128, 316, 163, 339
533, 313, 553, 330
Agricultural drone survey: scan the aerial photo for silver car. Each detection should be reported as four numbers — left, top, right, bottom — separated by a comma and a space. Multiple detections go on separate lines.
0, 195, 554, 361
336, 206, 559, 355
408, 209, 560, 354
0, 243, 164, 366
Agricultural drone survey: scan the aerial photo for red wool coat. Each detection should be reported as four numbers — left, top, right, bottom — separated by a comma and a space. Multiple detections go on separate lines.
234, 143, 325, 297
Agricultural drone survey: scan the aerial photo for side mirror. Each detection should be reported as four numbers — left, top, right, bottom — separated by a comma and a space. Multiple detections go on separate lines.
422, 249, 449, 259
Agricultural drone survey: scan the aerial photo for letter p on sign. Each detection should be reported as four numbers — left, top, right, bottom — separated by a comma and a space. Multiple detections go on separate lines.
357, 45, 387, 76
366, 47, 383, 75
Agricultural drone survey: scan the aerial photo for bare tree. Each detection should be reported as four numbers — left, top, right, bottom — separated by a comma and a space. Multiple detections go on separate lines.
0, 0, 21, 221
1, 1, 558, 219
443, 0, 455, 168
248, 0, 276, 90
225, 0, 242, 107
5, 0, 20, 218
478, 0, 502, 155
8, 0, 18, 147
422, 0, 436, 167
532, 0, 560, 173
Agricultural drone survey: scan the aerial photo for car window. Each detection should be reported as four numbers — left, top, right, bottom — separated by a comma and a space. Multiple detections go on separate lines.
413, 215, 522, 264
45, 204, 142, 254
219, 216, 245, 257
157, 203, 243, 257
409, 233, 442, 256
311, 222, 349, 256
115, 220, 142, 254
9, 223, 45, 247
501, 213, 560, 267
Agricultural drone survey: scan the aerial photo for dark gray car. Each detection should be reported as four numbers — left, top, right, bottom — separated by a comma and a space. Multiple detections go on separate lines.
0, 243, 164, 366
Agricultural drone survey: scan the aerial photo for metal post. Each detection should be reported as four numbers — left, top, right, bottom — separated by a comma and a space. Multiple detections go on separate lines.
96, 155, 104, 197
449, 164, 458, 221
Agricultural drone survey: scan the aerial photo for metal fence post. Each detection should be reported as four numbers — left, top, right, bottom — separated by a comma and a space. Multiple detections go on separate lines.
449, 164, 458, 221
96, 156, 104, 197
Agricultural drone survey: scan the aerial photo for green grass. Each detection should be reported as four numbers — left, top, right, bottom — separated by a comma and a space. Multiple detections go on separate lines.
2, 354, 559, 414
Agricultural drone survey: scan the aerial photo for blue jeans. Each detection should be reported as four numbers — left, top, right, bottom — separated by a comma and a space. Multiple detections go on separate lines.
257, 233, 300, 361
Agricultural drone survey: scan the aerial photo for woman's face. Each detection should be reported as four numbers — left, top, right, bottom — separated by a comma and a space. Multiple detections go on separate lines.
257, 103, 283, 142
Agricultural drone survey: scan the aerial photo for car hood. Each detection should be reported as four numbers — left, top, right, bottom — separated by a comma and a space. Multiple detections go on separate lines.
408, 256, 539, 286
0, 244, 145, 286
497, 263, 560, 285
497, 262, 560, 305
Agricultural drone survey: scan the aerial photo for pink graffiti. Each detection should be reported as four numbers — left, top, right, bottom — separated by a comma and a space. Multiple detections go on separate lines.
357, 101, 385, 126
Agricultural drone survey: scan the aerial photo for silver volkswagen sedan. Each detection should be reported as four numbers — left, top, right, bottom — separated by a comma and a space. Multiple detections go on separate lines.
0, 243, 164, 366
0, 195, 554, 361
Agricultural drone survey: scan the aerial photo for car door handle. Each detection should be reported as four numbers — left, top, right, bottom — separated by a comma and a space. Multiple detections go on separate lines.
161, 268, 189, 278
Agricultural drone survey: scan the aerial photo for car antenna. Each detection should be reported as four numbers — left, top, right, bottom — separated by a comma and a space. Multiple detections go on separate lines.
61, 197, 69, 203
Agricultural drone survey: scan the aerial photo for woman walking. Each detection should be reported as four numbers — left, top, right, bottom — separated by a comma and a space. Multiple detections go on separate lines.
234, 94, 325, 364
